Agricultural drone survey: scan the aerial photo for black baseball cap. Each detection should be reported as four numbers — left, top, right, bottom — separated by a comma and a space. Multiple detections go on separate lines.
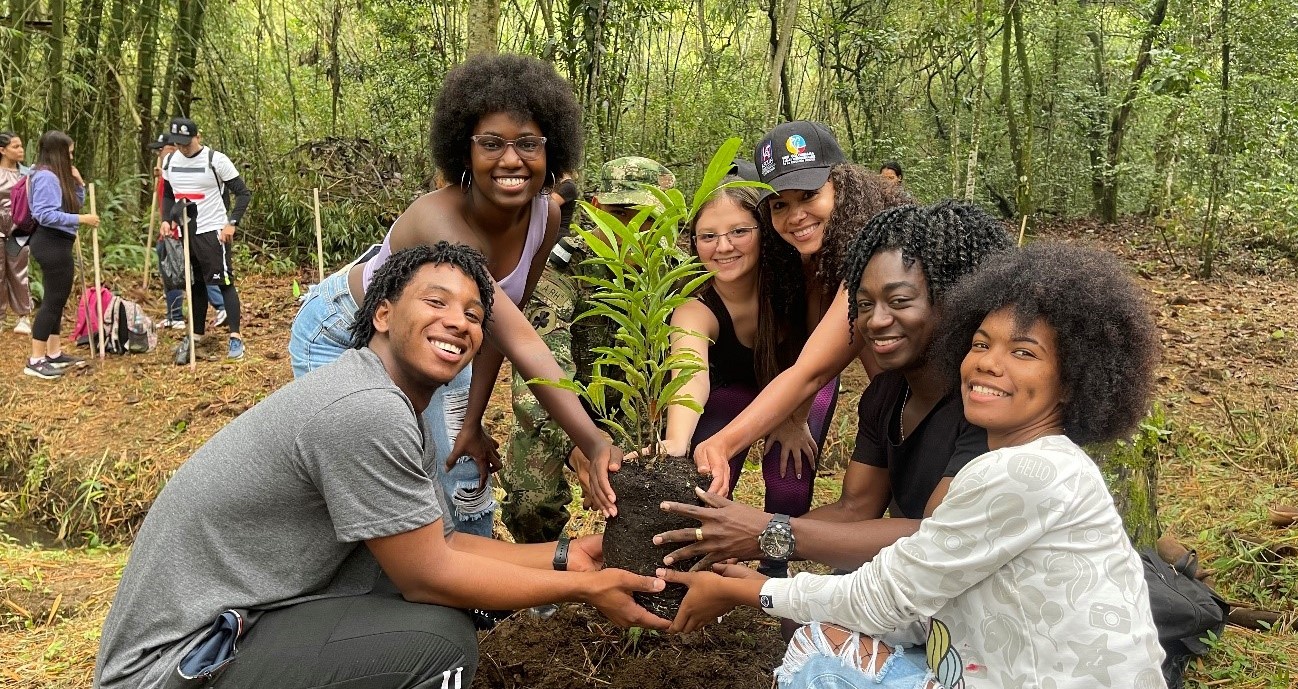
147, 133, 170, 150
729, 158, 760, 182
167, 117, 199, 145
754, 121, 845, 194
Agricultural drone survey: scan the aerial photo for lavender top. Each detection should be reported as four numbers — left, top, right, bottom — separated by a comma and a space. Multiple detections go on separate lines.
30, 169, 84, 235
361, 194, 550, 306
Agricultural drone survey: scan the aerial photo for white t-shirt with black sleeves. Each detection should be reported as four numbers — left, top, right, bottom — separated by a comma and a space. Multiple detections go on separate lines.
162, 146, 240, 234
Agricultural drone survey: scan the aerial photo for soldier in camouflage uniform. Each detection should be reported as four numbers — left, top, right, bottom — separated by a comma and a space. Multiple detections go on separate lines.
501, 157, 677, 544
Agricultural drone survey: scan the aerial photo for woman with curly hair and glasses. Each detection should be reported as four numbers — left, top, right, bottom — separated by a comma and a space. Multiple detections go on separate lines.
660, 242, 1164, 689
289, 54, 623, 535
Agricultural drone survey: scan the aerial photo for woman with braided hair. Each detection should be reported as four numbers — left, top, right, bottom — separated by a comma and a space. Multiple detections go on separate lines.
657, 201, 1013, 582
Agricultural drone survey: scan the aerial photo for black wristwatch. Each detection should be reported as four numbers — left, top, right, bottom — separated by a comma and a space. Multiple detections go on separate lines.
758, 514, 795, 560
553, 533, 572, 571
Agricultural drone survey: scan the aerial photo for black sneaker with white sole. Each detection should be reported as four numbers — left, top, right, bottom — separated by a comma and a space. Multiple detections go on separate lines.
23, 358, 65, 379
45, 352, 87, 369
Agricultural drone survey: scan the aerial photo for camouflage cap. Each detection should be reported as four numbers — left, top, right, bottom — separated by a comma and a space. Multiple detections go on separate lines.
594, 156, 676, 207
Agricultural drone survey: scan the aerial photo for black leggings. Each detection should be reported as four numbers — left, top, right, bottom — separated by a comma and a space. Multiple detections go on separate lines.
28, 227, 76, 341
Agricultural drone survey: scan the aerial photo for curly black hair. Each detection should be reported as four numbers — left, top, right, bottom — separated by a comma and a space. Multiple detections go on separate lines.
760, 163, 912, 308
431, 54, 583, 186
840, 199, 1014, 340
350, 242, 496, 348
935, 243, 1161, 446
879, 160, 904, 179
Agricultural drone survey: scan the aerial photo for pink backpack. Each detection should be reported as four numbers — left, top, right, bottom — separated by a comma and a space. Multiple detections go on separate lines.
9, 174, 37, 236
72, 287, 115, 344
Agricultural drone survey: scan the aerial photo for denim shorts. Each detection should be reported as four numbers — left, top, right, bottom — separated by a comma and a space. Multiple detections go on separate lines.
287, 268, 494, 536
777, 623, 937, 689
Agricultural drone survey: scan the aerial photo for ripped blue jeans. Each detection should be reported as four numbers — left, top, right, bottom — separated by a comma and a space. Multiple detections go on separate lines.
777, 623, 938, 689
288, 269, 496, 536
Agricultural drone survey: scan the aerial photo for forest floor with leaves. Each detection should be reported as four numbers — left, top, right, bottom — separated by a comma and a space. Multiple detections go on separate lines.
1, 218, 1296, 687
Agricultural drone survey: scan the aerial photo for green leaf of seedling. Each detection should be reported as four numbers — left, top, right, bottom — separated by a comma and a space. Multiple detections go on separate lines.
690, 137, 745, 217
292, 280, 302, 298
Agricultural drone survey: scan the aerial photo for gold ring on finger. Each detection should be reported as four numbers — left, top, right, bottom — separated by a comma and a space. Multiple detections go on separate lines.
694, 527, 704, 542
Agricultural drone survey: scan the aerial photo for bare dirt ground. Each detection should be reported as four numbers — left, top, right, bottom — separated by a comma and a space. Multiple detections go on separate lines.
1, 218, 1296, 688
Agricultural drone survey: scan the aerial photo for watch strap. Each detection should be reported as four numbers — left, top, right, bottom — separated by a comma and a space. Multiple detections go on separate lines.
552, 533, 572, 571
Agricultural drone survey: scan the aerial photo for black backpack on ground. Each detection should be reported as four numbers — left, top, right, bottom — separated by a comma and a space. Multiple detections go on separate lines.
1140, 548, 1230, 688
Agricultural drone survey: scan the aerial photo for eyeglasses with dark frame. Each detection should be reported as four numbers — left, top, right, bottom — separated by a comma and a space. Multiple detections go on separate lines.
470, 134, 548, 161
694, 226, 758, 247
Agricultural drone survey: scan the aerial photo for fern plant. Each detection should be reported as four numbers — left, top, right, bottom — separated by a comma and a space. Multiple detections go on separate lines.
531, 138, 766, 457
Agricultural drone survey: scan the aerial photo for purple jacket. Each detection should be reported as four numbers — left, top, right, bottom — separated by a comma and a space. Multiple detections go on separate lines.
30, 169, 84, 235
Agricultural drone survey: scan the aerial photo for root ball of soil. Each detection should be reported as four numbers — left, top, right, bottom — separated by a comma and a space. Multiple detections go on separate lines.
602, 456, 709, 618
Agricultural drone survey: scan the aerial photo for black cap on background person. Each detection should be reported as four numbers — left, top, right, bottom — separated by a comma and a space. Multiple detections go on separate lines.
753, 121, 845, 195
147, 133, 170, 151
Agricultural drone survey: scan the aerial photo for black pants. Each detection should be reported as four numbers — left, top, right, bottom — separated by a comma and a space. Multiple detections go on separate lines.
28, 227, 75, 341
211, 592, 478, 689
187, 231, 240, 335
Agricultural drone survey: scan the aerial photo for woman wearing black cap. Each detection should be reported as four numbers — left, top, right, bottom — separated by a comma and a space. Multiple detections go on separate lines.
685, 123, 910, 482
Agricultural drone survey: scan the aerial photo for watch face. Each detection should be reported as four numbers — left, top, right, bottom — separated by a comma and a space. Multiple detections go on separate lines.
759, 526, 794, 559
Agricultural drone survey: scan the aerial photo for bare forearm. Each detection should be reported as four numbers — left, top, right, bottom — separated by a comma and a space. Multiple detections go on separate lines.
712, 367, 830, 453
791, 517, 922, 571
406, 549, 592, 610
450, 531, 556, 569
465, 341, 505, 428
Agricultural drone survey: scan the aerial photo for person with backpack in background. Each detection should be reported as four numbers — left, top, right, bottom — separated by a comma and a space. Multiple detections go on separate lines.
0, 131, 35, 335
149, 133, 227, 330
159, 117, 250, 362
24, 131, 99, 379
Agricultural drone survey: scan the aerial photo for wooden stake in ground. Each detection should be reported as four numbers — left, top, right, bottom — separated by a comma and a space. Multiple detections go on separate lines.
90, 184, 107, 360
313, 187, 325, 283
180, 207, 196, 369
1017, 214, 1029, 247
142, 183, 158, 289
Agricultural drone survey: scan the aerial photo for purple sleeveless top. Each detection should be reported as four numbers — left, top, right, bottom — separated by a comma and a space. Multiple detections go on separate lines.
362, 194, 550, 306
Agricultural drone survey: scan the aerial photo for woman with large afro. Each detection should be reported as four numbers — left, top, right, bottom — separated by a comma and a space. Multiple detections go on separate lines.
660, 242, 1164, 689
289, 54, 623, 535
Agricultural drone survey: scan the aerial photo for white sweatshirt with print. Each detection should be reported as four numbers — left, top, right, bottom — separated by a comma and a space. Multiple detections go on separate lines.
760, 435, 1166, 688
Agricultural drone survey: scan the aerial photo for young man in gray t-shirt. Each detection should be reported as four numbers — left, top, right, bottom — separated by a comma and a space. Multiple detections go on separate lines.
94, 243, 669, 689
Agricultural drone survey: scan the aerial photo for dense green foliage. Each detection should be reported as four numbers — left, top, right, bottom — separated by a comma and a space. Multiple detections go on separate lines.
3, 0, 1297, 273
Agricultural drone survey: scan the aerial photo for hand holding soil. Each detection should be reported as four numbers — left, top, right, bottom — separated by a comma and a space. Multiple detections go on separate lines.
657, 564, 768, 634
568, 442, 623, 517
582, 568, 672, 631
566, 534, 605, 572
691, 436, 733, 495
446, 421, 502, 488
655, 487, 769, 568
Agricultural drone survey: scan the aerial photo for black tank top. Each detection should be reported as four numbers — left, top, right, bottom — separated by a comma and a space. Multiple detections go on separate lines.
700, 289, 758, 388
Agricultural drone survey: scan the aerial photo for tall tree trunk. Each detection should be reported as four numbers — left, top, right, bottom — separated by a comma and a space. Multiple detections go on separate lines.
1099, 0, 1169, 223
102, 0, 129, 182
70, 0, 105, 172
4, 0, 35, 135
1086, 30, 1108, 216
768, 0, 800, 123
999, 3, 1021, 218
176, 0, 208, 116
1198, 0, 1230, 279
48, 0, 66, 129
466, 0, 500, 57
964, 0, 987, 200
1003, 0, 1034, 222
136, 0, 162, 197
327, 0, 343, 133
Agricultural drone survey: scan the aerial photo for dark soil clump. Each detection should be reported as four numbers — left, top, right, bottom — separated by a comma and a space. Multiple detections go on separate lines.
602, 456, 708, 618
472, 604, 786, 689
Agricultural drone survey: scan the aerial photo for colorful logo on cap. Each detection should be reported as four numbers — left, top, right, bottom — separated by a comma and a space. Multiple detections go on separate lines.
785, 135, 807, 155
760, 141, 774, 164
172, 123, 191, 135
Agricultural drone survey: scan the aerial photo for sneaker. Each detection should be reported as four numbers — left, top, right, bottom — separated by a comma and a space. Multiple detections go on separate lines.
212, 309, 228, 328
23, 358, 64, 379
45, 352, 87, 369
174, 337, 194, 365
14, 316, 32, 335
227, 336, 245, 360
161, 318, 186, 330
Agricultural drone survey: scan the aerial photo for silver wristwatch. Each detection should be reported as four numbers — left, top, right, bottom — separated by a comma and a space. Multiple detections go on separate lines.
758, 514, 795, 560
